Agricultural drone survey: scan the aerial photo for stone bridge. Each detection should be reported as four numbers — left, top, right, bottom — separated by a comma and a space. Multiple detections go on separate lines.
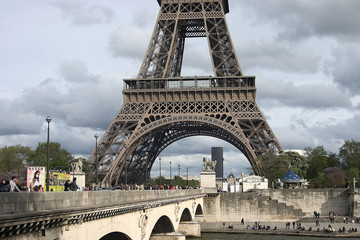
0, 190, 205, 240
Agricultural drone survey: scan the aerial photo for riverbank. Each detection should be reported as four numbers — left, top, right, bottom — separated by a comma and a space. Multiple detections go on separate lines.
201, 217, 360, 238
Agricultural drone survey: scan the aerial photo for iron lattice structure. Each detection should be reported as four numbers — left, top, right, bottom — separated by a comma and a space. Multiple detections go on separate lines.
88, 0, 283, 186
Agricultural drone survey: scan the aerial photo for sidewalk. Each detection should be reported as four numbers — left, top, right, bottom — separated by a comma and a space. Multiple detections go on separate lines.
201, 217, 360, 238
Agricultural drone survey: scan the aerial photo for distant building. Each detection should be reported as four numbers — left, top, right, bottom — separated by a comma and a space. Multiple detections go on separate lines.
211, 147, 223, 180
240, 175, 268, 192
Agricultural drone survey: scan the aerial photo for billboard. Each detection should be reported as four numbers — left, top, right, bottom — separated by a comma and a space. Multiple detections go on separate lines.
27, 166, 46, 191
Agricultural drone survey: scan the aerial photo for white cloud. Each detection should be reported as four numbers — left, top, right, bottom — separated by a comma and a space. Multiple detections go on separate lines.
51, 1, 116, 25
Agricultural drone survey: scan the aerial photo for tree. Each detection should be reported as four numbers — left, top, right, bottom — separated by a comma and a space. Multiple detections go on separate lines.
304, 146, 329, 180
27, 142, 73, 170
0, 145, 32, 172
327, 153, 341, 168
284, 151, 308, 178
339, 139, 360, 170
323, 167, 346, 188
259, 152, 290, 186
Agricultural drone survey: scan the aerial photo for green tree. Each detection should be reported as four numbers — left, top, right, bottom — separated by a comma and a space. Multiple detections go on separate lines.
284, 151, 308, 178
327, 153, 341, 168
27, 142, 73, 170
304, 146, 329, 180
339, 139, 360, 170
0, 145, 32, 172
260, 152, 290, 186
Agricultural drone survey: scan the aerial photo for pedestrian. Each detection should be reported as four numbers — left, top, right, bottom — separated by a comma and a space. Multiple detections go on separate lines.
64, 180, 71, 191
9, 176, 21, 192
0, 179, 9, 192
69, 177, 78, 191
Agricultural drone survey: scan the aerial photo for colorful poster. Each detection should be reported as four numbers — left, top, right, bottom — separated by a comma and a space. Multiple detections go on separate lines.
27, 166, 46, 191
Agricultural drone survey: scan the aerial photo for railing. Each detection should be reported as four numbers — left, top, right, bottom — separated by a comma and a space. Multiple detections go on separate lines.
0, 189, 203, 215
123, 76, 255, 91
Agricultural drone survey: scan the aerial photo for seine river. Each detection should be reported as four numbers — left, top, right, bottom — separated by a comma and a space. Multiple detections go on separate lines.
190, 233, 352, 240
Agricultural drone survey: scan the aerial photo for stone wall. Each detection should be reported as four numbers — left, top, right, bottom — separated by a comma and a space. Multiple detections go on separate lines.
203, 189, 356, 222
257, 189, 351, 217
204, 192, 305, 222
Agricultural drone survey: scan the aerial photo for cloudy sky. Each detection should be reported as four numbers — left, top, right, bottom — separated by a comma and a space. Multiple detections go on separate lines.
1, 0, 360, 179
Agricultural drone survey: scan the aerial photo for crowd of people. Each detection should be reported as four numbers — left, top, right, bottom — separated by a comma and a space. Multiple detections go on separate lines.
0, 176, 21, 192
0, 176, 196, 192
0, 176, 79, 192
219, 216, 360, 236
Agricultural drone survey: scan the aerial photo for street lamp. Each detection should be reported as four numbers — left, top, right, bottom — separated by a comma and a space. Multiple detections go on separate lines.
159, 157, 162, 186
125, 162, 128, 187
186, 167, 189, 188
145, 153, 148, 185
94, 133, 99, 185
178, 164, 180, 177
46, 116, 51, 192
170, 161, 172, 186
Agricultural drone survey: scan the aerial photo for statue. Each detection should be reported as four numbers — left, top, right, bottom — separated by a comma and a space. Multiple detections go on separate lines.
276, 178, 284, 189
71, 159, 83, 172
202, 157, 216, 171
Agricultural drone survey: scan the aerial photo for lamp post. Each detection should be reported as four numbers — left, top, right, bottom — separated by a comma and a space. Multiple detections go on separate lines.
169, 161, 172, 186
94, 133, 99, 185
354, 178, 357, 189
46, 116, 51, 192
159, 157, 162, 186
178, 164, 180, 177
186, 167, 189, 188
145, 153, 148, 185
125, 162, 127, 187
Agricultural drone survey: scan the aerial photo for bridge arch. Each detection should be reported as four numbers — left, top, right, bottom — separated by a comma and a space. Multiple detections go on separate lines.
195, 204, 203, 216
151, 215, 174, 234
99, 232, 131, 240
106, 115, 262, 185
180, 208, 192, 221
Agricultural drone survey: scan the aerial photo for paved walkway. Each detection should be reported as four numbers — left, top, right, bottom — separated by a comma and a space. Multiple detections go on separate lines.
201, 217, 360, 238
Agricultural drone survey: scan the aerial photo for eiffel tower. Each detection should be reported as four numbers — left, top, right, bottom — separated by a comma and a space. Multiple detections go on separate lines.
88, 0, 283, 186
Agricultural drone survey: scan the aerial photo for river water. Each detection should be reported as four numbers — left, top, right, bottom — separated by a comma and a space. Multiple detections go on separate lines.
190, 233, 353, 240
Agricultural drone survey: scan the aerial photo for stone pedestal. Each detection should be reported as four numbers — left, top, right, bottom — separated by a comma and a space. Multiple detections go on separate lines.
70, 171, 85, 190
150, 232, 186, 240
201, 171, 217, 193
178, 221, 201, 237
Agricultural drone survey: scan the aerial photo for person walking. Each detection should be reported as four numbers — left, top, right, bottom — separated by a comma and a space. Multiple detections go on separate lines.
69, 177, 78, 191
9, 176, 21, 192
64, 180, 71, 191
0, 179, 9, 192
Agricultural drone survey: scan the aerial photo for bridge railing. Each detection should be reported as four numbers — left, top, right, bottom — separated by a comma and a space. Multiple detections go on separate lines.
0, 189, 202, 215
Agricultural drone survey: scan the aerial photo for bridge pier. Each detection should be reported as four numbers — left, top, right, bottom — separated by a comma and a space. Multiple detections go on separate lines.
178, 221, 201, 237
150, 232, 186, 240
